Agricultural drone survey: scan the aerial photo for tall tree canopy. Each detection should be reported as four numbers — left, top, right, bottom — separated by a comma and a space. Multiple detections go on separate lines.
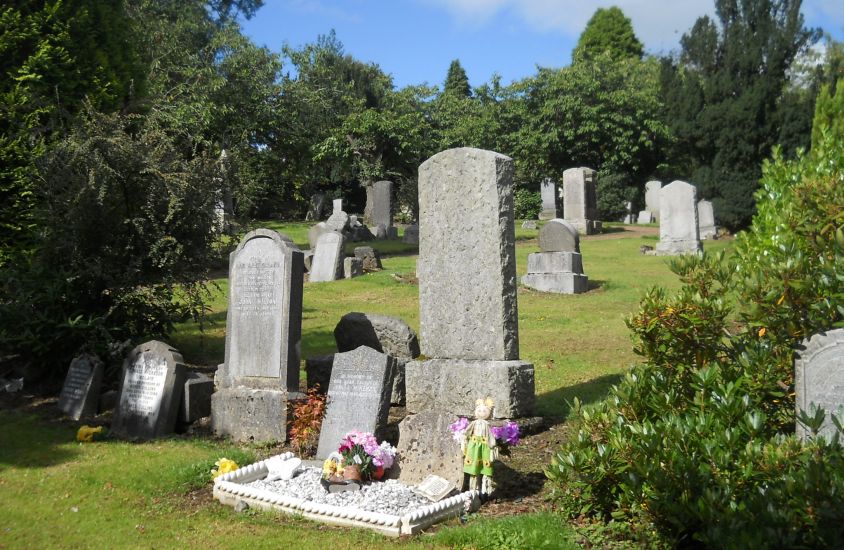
444, 59, 471, 97
573, 6, 644, 62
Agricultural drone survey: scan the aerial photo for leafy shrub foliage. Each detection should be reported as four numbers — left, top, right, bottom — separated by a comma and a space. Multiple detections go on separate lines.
514, 188, 542, 220
596, 172, 637, 221
546, 131, 844, 546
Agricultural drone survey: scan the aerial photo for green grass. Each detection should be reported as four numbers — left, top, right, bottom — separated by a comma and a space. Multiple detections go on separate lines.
433, 512, 579, 549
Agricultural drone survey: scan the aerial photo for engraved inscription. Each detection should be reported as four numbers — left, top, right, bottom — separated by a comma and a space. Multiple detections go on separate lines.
234, 257, 280, 316
121, 353, 167, 417
62, 362, 92, 401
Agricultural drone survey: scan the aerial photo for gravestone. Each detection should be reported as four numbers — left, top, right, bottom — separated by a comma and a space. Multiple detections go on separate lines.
212, 229, 304, 442
375, 224, 388, 240
325, 209, 350, 233
522, 219, 588, 294
354, 246, 382, 271
539, 178, 560, 220
392, 411, 465, 490
371, 180, 393, 229
112, 341, 186, 439
402, 224, 419, 244
644, 180, 662, 221
562, 167, 600, 235
698, 199, 717, 240
179, 372, 213, 425
406, 147, 535, 418
307, 222, 328, 250
305, 354, 335, 393
315, 346, 396, 458
795, 329, 844, 442
653, 180, 702, 256
310, 231, 346, 282
637, 210, 654, 224
58, 354, 104, 420
522, 220, 537, 230
343, 257, 363, 279
623, 201, 634, 224
333, 198, 343, 214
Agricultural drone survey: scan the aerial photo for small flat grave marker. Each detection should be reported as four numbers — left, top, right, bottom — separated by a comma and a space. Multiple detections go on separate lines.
413, 474, 455, 502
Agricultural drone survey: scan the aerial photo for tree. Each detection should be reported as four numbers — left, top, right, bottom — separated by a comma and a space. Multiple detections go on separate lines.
572, 7, 643, 63
444, 59, 471, 97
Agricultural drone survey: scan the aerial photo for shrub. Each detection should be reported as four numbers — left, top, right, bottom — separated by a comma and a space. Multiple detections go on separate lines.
596, 172, 637, 221
514, 188, 542, 219
546, 131, 844, 546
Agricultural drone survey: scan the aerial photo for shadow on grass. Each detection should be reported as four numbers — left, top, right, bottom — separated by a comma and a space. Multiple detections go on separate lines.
493, 460, 548, 500
586, 279, 607, 291
535, 372, 624, 423
0, 411, 80, 469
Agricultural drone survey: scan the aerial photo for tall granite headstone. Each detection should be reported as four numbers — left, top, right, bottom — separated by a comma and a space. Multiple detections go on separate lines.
112, 341, 186, 439
211, 229, 304, 442
654, 180, 702, 256
644, 180, 662, 221
58, 354, 104, 420
309, 231, 346, 282
370, 180, 393, 229
539, 178, 560, 220
522, 219, 588, 294
315, 346, 395, 458
698, 199, 717, 240
563, 167, 600, 235
795, 329, 844, 442
405, 147, 535, 418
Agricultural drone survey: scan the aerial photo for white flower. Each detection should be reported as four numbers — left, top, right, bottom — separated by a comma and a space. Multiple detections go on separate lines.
353, 454, 362, 464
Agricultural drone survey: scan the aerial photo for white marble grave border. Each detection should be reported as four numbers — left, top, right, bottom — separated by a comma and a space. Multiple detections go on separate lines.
213, 452, 479, 537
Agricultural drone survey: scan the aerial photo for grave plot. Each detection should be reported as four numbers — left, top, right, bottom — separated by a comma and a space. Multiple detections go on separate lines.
213, 452, 479, 537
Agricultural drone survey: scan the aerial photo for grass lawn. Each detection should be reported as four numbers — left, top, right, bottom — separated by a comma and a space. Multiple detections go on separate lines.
0, 222, 733, 548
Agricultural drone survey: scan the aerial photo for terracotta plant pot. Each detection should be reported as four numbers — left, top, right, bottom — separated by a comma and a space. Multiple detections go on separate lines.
342, 464, 362, 481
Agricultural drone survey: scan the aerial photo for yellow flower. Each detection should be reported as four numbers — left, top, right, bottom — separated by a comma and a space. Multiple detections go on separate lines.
76, 425, 104, 443
322, 458, 338, 477
758, 327, 767, 338
211, 458, 239, 479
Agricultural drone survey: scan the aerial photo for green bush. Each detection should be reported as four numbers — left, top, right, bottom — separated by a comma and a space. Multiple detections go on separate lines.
596, 172, 637, 221
514, 188, 542, 219
546, 131, 844, 546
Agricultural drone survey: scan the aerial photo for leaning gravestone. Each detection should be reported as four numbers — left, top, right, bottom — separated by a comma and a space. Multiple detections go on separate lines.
58, 353, 104, 420
522, 219, 588, 294
563, 167, 600, 235
212, 229, 304, 442
795, 329, 844, 442
653, 180, 702, 256
112, 341, 186, 439
315, 346, 396, 458
698, 199, 717, 240
310, 231, 346, 282
406, 147, 535, 418
644, 180, 662, 221
539, 178, 560, 220
392, 411, 465, 490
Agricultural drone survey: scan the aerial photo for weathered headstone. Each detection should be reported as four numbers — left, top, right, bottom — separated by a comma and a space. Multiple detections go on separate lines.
58, 354, 104, 420
325, 209, 350, 233
392, 411, 464, 490
698, 199, 717, 240
563, 167, 600, 235
402, 224, 419, 244
212, 229, 304, 442
406, 147, 535, 418
307, 222, 328, 250
333, 198, 343, 214
521, 220, 537, 230
112, 341, 186, 439
644, 180, 662, 221
354, 246, 382, 271
637, 210, 654, 224
653, 180, 702, 256
522, 219, 588, 294
315, 346, 396, 458
795, 329, 844, 442
310, 231, 346, 282
539, 178, 560, 220
371, 180, 393, 229
343, 257, 363, 279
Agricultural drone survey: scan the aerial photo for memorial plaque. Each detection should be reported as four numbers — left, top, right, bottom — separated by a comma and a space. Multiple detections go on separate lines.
796, 329, 844, 441
112, 340, 186, 439
58, 354, 104, 420
413, 474, 455, 502
315, 346, 395, 458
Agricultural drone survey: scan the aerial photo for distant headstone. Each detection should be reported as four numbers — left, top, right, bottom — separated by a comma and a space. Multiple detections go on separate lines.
58, 354, 104, 421
371, 180, 393, 228
406, 147, 534, 418
563, 167, 599, 235
354, 246, 382, 271
179, 372, 213, 425
698, 199, 717, 240
521, 220, 537, 230
375, 224, 388, 240
343, 257, 363, 279
654, 180, 702, 256
307, 222, 328, 250
402, 224, 419, 244
112, 341, 186, 439
392, 411, 465, 490
310, 231, 346, 282
637, 210, 654, 224
522, 219, 588, 294
795, 329, 844, 442
303, 250, 314, 272
315, 346, 396, 458
644, 180, 662, 221
622, 201, 634, 224
333, 198, 343, 214
538, 178, 560, 220
325, 209, 350, 233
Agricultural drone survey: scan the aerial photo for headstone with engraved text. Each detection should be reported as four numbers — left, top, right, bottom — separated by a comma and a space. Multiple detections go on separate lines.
58, 354, 104, 420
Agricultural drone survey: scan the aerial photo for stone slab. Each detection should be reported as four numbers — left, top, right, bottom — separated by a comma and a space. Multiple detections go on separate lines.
525, 251, 583, 274
354, 246, 382, 271
392, 411, 465, 491
179, 372, 213, 424
417, 148, 519, 361
795, 329, 844, 442
371, 180, 393, 228
211, 387, 294, 442
521, 220, 537, 230
315, 346, 396, 458
112, 340, 186, 439
310, 231, 346, 282
405, 359, 535, 418
538, 219, 579, 253
522, 272, 589, 294
343, 257, 363, 279
307, 222, 328, 250
334, 312, 420, 359
305, 354, 335, 393
332, 198, 343, 214
539, 178, 559, 220
562, 167, 598, 235
402, 225, 419, 244
655, 180, 702, 255
637, 210, 654, 224
698, 199, 717, 240
58, 353, 104, 421
644, 180, 661, 220
325, 210, 350, 233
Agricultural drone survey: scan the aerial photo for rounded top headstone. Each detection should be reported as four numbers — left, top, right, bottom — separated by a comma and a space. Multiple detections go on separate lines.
539, 219, 579, 252
235, 228, 298, 253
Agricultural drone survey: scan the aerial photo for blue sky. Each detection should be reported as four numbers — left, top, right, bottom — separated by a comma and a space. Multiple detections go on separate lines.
240, 0, 844, 90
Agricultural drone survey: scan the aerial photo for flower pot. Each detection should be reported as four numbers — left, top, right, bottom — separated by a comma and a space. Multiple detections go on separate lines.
342, 464, 362, 481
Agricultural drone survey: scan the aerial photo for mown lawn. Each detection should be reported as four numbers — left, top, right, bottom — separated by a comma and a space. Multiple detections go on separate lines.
0, 222, 732, 548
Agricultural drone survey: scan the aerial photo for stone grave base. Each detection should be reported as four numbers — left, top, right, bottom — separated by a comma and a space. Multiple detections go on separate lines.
213, 452, 479, 537
649, 240, 703, 256
405, 360, 534, 418
211, 387, 298, 442
522, 272, 588, 294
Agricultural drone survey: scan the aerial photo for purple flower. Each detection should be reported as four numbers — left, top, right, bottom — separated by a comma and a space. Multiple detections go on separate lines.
493, 422, 520, 446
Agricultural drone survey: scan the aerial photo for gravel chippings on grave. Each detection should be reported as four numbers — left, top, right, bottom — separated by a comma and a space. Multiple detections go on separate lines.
247, 467, 431, 517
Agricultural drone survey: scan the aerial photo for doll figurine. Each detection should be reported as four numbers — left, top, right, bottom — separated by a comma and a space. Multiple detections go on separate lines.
461, 397, 498, 495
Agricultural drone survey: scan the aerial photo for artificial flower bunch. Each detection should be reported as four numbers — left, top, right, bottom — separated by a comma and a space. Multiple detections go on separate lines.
448, 417, 521, 456
211, 458, 239, 480
76, 425, 106, 442
323, 431, 397, 481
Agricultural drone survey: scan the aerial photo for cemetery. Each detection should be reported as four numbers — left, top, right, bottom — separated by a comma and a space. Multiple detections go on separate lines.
1, 2, 844, 549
